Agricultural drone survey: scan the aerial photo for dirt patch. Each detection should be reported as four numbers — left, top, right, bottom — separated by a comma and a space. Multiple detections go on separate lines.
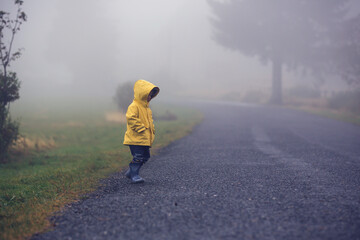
105, 112, 126, 123
12, 136, 56, 153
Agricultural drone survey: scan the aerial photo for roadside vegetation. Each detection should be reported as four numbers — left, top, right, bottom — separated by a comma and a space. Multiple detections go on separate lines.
0, 102, 202, 240
283, 86, 360, 126
0, 0, 27, 162
212, 87, 360, 126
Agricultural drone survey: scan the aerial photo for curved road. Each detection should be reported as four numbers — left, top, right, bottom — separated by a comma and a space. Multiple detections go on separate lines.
33, 102, 360, 240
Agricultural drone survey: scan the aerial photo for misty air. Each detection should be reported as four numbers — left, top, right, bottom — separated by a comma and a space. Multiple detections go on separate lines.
1, 0, 360, 239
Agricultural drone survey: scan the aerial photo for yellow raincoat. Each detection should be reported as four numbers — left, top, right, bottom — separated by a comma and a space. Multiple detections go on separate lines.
123, 80, 159, 147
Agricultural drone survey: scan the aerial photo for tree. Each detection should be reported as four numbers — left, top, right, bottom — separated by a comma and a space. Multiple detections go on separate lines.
0, 0, 26, 161
208, 0, 350, 104
113, 81, 134, 113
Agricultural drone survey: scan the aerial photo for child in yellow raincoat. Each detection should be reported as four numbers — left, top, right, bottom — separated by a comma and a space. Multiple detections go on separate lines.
123, 79, 159, 183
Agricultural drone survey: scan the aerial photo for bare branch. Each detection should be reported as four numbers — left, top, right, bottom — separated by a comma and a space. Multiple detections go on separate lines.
4, 1, 24, 70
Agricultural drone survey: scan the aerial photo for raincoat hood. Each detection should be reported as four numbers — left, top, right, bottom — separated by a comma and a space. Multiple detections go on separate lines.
134, 79, 159, 106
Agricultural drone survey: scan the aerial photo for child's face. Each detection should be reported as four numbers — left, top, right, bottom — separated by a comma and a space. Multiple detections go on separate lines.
147, 94, 152, 102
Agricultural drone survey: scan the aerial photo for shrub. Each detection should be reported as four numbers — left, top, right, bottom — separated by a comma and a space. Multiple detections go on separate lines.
328, 90, 360, 114
113, 81, 134, 113
0, 1, 26, 162
242, 90, 266, 103
153, 110, 177, 121
0, 114, 19, 161
0, 73, 21, 162
287, 85, 321, 98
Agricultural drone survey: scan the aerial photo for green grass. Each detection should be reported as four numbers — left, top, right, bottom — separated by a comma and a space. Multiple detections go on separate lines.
284, 98, 360, 126
0, 103, 202, 240
300, 108, 360, 126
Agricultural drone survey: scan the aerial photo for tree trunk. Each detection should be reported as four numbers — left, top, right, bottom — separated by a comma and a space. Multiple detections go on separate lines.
270, 56, 282, 105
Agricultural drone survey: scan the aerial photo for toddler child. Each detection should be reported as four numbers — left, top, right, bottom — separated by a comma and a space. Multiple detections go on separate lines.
123, 79, 159, 183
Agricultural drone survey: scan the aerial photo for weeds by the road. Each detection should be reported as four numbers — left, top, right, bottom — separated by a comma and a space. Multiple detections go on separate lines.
0, 103, 202, 240
284, 97, 360, 126
294, 106, 360, 126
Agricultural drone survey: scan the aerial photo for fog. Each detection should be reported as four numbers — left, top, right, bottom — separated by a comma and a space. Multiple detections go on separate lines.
1, 0, 359, 106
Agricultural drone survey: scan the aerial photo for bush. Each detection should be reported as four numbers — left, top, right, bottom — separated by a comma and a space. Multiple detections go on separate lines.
328, 90, 360, 114
242, 90, 266, 103
0, 114, 19, 161
220, 91, 243, 102
113, 81, 134, 113
287, 85, 321, 98
0, 73, 21, 162
0, 0, 26, 162
153, 110, 177, 121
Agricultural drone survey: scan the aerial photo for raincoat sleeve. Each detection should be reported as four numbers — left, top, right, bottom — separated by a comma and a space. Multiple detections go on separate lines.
149, 109, 155, 135
126, 104, 146, 133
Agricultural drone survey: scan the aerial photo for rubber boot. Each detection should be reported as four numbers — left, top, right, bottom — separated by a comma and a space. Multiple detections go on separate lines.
125, 162, 145, 180
125, 168, 131, 179
129, 162, 144, 183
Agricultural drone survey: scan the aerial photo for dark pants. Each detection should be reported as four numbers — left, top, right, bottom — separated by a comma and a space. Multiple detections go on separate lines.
129, 145, 150, 164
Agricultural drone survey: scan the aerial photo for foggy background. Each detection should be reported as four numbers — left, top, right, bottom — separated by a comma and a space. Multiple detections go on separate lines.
1, 0, 360, 106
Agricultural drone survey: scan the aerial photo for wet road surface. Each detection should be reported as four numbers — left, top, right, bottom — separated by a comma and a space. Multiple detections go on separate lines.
32, 102, 360, 240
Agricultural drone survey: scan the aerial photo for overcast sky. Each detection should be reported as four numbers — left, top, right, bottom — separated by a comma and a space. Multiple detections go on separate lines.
1, 0, 358, 104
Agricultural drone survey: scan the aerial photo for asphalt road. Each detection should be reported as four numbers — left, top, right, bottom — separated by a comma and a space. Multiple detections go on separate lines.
32, 102, 360, 240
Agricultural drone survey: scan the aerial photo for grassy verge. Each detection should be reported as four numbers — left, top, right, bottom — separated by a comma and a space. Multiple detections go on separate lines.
294, 106, 360, 126
0, 103, 202, 240
284, 97, 360, 126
